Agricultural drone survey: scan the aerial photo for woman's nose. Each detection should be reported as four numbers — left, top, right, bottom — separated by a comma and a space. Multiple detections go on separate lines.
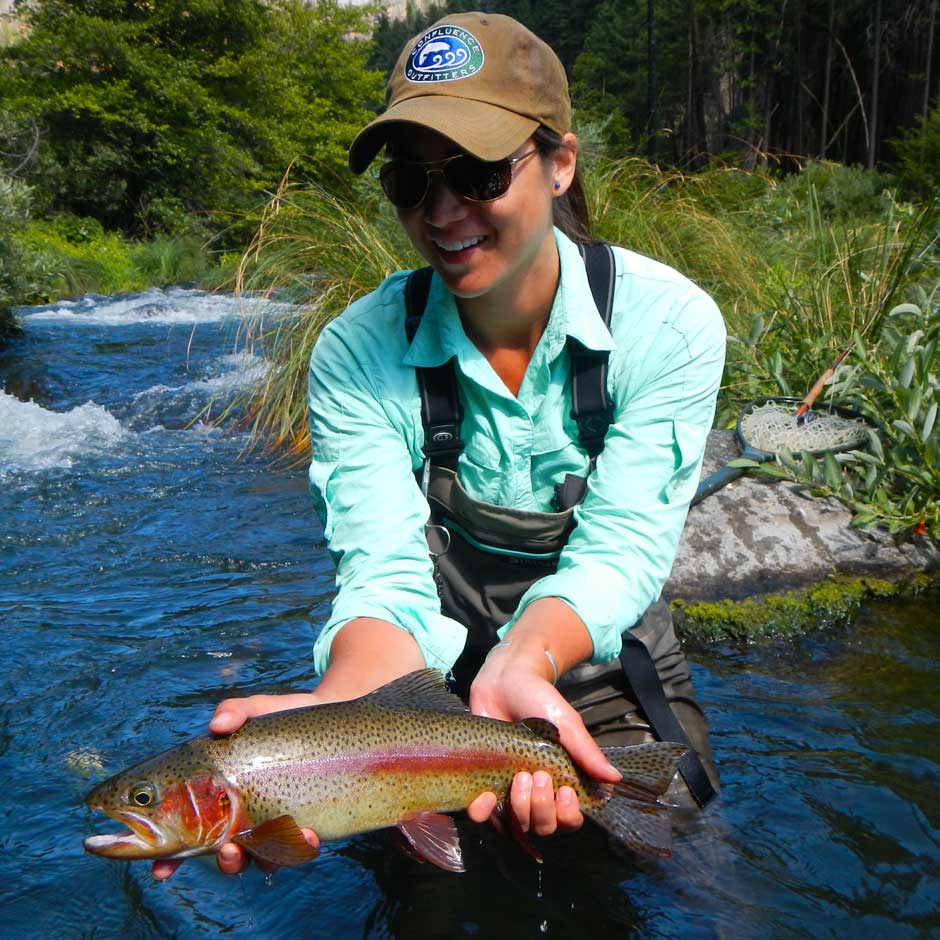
423, 172, 468, 226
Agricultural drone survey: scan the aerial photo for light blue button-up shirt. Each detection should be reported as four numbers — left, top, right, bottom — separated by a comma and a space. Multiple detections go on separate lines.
307, 230, 726, 675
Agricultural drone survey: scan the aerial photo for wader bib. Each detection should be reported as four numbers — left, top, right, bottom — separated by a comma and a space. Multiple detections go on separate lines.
406, 245, 718, 807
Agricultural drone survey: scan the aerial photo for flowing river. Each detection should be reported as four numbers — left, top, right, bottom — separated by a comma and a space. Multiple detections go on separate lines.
1, 289, 937, 939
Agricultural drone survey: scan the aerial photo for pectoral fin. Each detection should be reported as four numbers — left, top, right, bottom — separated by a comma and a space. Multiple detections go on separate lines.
233, 815, 320, 868
396, 812, 465, 872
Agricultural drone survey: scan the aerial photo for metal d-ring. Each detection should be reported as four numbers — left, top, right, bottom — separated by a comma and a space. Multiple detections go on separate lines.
425, 523, 451, 558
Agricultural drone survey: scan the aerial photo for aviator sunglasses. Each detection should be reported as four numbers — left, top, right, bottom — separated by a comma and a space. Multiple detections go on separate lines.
379, 148, 539, 210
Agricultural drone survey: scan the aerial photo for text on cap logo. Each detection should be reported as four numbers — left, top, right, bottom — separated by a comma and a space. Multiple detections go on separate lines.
405, 26, 484, 84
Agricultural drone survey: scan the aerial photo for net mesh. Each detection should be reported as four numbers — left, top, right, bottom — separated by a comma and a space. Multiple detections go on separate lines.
740, 400, 870, 453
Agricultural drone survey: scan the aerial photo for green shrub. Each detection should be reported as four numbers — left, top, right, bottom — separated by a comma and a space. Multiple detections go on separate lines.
891, 103, 940, 197
759, 161, 900, 225
0, 175, 48, 336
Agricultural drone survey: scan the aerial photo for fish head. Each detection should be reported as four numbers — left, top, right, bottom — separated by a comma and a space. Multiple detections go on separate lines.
84, 742, 243, 860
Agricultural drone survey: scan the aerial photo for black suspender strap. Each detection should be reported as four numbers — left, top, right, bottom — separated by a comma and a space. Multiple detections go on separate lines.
619, 634, 718, 807
405, 266, 464, 470
579, 241, 616, 327
569, 243, 615, 459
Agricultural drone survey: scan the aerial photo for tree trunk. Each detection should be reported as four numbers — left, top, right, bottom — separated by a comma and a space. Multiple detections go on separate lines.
820, 0, 834, 158
868, 0, 881, 169
925, 0, 937, 124
647, 0, 657, 160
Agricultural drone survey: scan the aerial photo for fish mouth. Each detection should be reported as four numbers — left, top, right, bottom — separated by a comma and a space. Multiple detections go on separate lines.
84, 810, 183, 860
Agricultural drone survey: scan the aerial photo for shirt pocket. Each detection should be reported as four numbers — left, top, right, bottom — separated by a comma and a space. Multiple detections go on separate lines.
668, 417, 708, 501
457, 433, 504, 503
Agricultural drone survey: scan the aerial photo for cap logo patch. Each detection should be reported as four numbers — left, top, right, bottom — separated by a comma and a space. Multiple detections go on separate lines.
405, 26, 484, 83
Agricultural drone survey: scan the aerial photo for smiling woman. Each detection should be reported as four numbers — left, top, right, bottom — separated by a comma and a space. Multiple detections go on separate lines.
159, 10, 727, 882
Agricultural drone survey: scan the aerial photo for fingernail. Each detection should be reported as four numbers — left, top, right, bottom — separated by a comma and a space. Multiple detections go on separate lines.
533, 771, 552, 790
219, 845, 238, 864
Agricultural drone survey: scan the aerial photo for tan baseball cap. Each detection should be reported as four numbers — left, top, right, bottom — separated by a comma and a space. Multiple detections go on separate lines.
348, 12, 570, 174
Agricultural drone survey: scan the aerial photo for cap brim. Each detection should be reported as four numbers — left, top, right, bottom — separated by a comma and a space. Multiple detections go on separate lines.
348, 96, 539, 174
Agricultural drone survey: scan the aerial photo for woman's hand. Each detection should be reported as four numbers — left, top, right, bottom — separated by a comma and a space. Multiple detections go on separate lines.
465, 642, 620, 837
464, 598, 620, 837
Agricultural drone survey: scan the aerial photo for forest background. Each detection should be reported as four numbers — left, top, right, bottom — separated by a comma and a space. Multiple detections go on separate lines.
1, 0, 939, 536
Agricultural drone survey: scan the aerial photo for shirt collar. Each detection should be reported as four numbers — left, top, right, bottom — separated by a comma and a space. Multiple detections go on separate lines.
402, 274, 468, 368
401, 228, 616, 370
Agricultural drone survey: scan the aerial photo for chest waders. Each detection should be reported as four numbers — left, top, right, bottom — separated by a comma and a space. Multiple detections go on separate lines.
406, 245, 718, 807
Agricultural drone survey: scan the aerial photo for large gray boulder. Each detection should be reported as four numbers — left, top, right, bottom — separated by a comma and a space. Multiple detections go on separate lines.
666, 431, 940, 603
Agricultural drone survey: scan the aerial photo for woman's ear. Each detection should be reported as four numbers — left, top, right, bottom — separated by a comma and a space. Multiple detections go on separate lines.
551, 133, 578, 197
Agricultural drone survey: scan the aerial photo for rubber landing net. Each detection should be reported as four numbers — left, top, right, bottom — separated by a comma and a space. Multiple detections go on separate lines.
739, 399, 870, 454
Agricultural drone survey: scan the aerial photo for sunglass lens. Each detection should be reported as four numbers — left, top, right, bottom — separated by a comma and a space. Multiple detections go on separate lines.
379, 155, 514, 208
380, 162, 428, 209
447, 156, 511, 202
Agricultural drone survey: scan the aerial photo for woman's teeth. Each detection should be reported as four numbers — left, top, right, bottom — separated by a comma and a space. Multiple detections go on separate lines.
434, 236, 485, 252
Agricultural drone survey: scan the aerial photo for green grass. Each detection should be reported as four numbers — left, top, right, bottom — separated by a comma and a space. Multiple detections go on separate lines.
6, 216, 224, 306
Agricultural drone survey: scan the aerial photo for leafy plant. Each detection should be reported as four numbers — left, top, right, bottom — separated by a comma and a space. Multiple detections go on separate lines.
891, 103, 940, 198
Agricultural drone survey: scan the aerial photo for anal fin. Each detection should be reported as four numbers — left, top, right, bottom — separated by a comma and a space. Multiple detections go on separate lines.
397, 812, 465, 872
233, 815, 320, 868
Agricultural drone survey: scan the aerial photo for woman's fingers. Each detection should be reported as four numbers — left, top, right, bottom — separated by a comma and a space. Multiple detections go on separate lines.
467, 790, 498, 823
151, 858, 183, 881
209, 692, 320, 736
555, 785, 583, 830
528, 771, 556, 836
510, 771, 534, 831
508, 774, 583, 835
217, 843, 247, 875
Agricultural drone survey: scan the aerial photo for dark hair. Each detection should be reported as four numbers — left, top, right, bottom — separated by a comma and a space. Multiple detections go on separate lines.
533, 126, 592, 244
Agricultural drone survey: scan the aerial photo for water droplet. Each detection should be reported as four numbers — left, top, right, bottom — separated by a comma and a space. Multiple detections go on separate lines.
264, 871, 276, 888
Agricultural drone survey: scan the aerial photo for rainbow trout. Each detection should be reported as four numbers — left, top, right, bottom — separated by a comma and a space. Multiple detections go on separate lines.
84, 669, 687, 871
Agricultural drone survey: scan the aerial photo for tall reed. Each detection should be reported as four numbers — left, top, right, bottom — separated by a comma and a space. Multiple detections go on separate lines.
236, 175, 418, 458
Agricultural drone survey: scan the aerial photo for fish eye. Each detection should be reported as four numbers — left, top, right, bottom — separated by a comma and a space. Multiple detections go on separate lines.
129, 782, 157, 807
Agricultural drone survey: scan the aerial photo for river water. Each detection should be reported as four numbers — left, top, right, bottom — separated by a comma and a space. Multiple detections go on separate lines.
0, 289, 937, 940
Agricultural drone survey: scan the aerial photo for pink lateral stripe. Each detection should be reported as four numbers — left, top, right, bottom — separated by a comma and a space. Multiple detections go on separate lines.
238, 745, 522, 783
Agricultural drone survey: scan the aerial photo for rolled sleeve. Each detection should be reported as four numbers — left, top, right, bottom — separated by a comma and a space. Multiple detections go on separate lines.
500, 283, 726, 662
307, 309, 467, 675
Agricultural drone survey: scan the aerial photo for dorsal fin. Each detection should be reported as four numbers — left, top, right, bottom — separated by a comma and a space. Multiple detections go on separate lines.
364, 669, 467, 713
519, 718, 561, 743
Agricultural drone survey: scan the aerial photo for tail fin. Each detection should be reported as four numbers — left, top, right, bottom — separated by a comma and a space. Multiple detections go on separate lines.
582, 742, 687, 858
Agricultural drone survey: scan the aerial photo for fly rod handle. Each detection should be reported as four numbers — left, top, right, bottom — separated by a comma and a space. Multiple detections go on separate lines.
795, 368, 835, 418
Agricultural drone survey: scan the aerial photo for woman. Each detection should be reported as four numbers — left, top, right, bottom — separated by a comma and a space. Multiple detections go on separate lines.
154, 11, 725, 881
